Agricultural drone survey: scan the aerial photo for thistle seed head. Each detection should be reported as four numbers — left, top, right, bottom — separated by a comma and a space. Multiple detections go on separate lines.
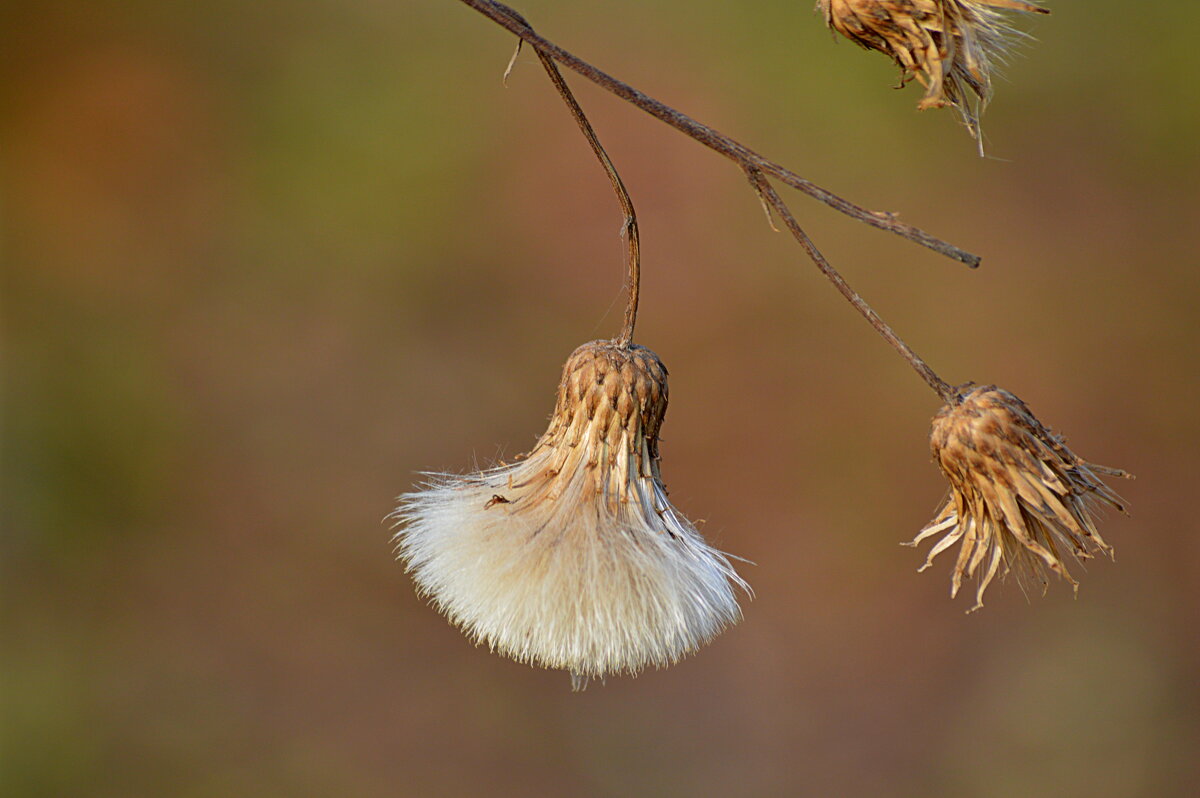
817, 0, 1049, 149
907, 385, 1129, 612
392, 340, 749, 684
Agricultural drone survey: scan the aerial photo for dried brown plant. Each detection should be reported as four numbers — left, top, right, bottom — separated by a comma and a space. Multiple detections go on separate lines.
908, 385, 1130, 611
395, 2, 1129, 673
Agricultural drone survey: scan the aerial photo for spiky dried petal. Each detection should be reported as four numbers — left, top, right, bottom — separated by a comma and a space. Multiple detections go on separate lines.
907, 384, 1129, 611
392, 341, 748, 683
817, 0, 1048, 149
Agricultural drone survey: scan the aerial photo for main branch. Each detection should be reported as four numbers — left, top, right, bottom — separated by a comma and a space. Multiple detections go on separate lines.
460, 0, 982, 268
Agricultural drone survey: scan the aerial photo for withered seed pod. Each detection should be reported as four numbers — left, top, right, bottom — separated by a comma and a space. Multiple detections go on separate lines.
908, 384, 1129, 611
818, 0, 1049, 147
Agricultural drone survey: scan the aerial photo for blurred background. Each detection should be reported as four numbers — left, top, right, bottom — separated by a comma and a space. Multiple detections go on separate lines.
4, 1, 1198, 795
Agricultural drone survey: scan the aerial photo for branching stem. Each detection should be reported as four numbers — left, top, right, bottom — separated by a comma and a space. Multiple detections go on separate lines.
460, 0, 981, 268
463, 0, 961, 400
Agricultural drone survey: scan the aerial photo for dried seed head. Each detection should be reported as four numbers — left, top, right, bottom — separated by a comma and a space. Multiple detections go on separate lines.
907, 385, 1130, 612
392, 340, 749, 684
817, 0, 1048, 149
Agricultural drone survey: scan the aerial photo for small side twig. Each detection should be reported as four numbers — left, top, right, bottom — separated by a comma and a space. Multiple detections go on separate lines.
459, 0, 981, 269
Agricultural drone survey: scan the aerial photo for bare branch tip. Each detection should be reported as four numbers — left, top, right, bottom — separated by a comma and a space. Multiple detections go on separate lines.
503, 40, 522, 86
756, 194, 780, 232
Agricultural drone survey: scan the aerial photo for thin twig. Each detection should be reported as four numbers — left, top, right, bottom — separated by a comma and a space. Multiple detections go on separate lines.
747, 169, 956, 402
459, 0, 982, 268
500, 17, 640, 345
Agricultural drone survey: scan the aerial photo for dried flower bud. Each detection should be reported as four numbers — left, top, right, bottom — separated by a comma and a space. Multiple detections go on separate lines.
817, 0, 1048, 148
392, 340, 749, 685
907, 385, 1129, 612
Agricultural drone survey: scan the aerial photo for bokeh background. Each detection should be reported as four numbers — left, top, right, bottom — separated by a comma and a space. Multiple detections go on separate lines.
4, 1, 1198, 795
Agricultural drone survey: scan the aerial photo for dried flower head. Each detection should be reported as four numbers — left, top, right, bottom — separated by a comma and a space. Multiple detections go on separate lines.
907, 385, 1129, 612
392, 340, 749, 685
817, 0, 1048, 147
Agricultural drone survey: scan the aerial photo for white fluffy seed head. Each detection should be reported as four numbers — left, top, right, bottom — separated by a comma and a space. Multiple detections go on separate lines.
392, 340, 749, 682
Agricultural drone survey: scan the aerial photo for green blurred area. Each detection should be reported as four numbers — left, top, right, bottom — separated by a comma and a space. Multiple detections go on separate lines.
3, 1, 1198, 795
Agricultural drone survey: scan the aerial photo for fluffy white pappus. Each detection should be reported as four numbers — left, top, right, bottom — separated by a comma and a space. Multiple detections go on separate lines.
391, 341, 749, 683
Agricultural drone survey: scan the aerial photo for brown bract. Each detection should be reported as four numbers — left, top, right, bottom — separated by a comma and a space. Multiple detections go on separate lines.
908, 385, 1129, 612
818, 0, 1048, 147
522, 341, 669, 509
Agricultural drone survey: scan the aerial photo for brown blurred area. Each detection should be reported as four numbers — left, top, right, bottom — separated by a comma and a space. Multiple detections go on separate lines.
3, 1, 1198, 795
